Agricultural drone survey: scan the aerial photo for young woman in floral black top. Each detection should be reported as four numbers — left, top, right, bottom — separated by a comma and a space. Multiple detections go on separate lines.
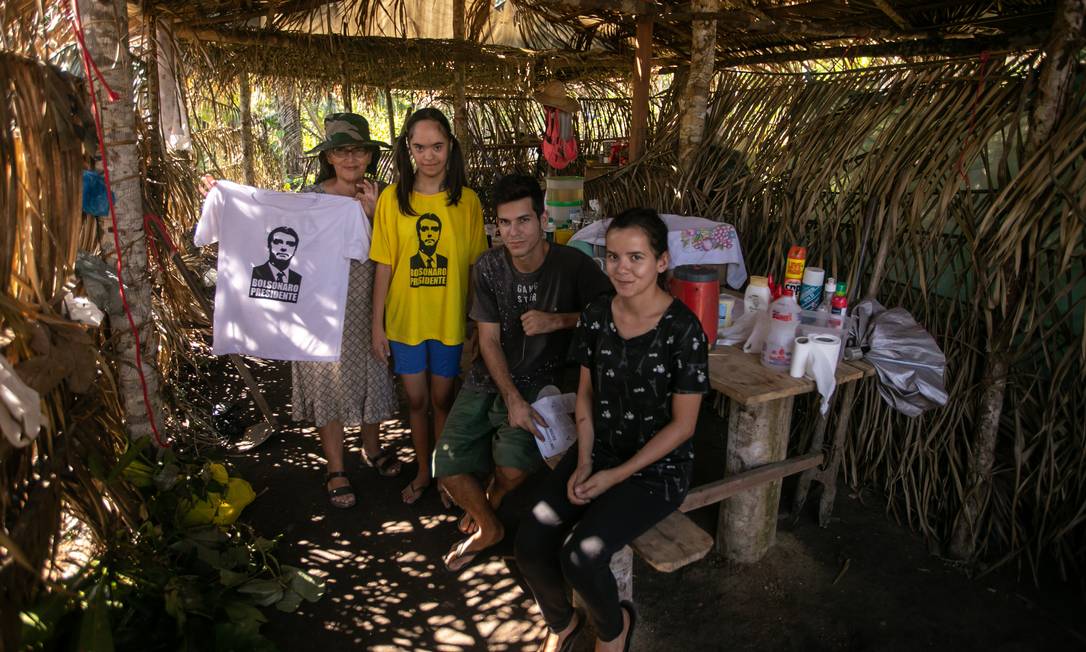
515, 208, 709, 652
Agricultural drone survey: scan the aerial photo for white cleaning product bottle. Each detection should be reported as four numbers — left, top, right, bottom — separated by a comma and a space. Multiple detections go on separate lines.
744, 275, 771, 314
762, 289, 800, 370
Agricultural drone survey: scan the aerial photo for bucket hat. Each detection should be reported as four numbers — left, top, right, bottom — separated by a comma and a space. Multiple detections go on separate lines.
306, 113, 390, 175
533, 80, 580, 114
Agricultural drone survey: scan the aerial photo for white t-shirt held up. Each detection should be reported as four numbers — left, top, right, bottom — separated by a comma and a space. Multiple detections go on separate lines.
195, 180, 368, 361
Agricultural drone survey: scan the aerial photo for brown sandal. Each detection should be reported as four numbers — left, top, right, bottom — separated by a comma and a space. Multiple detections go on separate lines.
362, 448, 403, 477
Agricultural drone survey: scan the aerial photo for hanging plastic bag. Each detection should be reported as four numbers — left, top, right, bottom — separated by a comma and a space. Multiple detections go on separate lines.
850, 299, 948, 417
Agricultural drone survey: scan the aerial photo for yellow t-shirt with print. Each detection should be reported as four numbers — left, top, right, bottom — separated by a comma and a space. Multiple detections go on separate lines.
370, 184, 487, 346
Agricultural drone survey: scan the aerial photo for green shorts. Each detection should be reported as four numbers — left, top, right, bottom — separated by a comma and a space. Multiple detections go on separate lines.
432, 387, 544, 478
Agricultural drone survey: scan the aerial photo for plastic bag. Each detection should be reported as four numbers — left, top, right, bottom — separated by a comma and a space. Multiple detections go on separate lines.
850, 299, 948, 417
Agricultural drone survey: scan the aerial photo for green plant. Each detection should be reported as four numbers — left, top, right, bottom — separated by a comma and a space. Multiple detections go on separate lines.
20, 446, 323, 651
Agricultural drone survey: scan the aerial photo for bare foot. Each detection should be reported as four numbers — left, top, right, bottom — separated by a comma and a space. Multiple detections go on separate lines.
402, 475, 431, 504
548, 610, 582, 652
443, 522, 504, 571
458, 512, 478, 534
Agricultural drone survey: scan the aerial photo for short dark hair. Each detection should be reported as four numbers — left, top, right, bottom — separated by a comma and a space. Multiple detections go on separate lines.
268, 226, 299, 248
492, 174, 544, 218
416, 213, 442, 234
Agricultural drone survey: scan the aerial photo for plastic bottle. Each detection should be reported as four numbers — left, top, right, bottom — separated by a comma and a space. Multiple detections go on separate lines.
816, 276, 836, 313
744, 275, 771, 313
828, 281, 848, 328
762, 289, 801, 370
798, 266, 825, 311
783, 245, 806, 295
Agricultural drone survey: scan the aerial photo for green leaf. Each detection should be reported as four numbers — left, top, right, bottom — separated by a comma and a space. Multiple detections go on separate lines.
222, 600, 267, 626
281, 566, 324, 603
274, 590, 302, 613
87, 452, 107, 482
106, 439, 149, 484
219, 569, 249, 588
77, 584, 114, 652
213, 622, 278, 652
236, 580, 283, 607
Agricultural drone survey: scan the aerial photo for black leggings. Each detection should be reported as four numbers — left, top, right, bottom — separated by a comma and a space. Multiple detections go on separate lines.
513, 449, 674, 641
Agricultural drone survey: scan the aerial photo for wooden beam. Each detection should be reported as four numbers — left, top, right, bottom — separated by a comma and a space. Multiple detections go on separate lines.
239, 71, 254, 185
720, 31, 1045, 66
629, 14, 653, 160
681, 452, 823, 513
384, 85, 397, 142
677, 0, 717, 174
453, 0, 471, 164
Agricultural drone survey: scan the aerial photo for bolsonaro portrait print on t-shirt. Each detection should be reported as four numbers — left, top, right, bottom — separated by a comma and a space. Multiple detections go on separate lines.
249, 226, 302, 303
409, 213, 448, 287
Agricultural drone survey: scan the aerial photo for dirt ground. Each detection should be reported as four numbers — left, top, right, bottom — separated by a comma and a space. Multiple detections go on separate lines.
222, 359, 1085, 651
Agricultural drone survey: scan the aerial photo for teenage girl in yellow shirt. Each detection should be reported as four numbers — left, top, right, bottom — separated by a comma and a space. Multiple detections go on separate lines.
369, 108, 488, 504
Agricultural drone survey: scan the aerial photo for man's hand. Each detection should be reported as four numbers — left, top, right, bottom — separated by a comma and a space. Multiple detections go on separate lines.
520, 310, 559, 336
567, 461, 593, 505
572, 468, 620, 503
507, 394, 547, 441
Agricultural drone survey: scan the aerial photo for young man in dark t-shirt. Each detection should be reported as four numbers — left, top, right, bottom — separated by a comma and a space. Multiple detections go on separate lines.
434, 174, 612, 571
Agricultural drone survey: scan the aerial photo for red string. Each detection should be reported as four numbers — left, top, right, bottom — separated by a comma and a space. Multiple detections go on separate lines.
957, 51, 991, 183
144, 213, 178, 271
69, 0, 169, 448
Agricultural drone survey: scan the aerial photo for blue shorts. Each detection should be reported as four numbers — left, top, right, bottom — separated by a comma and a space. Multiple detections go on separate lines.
389, 340, 463, 378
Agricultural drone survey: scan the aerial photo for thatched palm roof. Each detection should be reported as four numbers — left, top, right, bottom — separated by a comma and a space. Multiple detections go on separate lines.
143, 0, 1057, 89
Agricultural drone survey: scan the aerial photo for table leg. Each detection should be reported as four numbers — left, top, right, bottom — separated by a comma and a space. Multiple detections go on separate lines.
717, 397, 794, 563
818, 382, 857, 527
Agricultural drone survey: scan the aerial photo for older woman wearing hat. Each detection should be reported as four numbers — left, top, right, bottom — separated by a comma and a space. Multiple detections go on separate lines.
292, 112, 404, 509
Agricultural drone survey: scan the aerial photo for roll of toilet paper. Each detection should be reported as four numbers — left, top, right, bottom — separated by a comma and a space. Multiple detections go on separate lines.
790, 336, 811, 378
808, 334, 842, 413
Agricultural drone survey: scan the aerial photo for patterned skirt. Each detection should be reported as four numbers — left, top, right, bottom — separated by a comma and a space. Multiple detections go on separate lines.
291, 258, 398, 427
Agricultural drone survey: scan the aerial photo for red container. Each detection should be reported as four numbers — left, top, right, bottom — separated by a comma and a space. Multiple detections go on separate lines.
669, 265, 720, 344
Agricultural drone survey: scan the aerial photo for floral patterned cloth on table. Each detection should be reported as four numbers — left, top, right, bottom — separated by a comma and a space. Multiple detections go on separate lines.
569, 214, 748, 289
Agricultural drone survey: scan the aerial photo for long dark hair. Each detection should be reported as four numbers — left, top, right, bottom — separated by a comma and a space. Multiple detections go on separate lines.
606, 207, 670, 287
393, 107, 466, 216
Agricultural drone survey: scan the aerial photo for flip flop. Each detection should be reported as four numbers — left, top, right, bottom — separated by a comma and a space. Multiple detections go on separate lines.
401, 480, 430, 505
557, 608, 586, 652
618, 600, 638, 652
362, 448, 403, 477
443, 536, 484, 572
458, 511, 478, 534
325, 471, 356, 509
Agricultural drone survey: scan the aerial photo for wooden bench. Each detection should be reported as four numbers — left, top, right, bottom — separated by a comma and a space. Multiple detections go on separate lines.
601, 510, 713, 602
604, 450, 829, 600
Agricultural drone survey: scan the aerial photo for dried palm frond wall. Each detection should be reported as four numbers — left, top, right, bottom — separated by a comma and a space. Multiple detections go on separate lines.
0, 52, 144, 644
594, 55, 1086, 583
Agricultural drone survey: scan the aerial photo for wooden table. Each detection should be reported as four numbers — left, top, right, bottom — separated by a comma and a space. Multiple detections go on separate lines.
705, 345, 867, 563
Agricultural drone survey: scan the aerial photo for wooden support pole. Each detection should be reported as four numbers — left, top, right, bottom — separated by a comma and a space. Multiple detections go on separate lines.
342, 73, 352, 112
239, 71, 255, 185
385, 85, 397, 141
629, 14, 653, 161
677, 0, 717, 175
452, 0, 472, 167
718, 397, 793, 563
949, 0, 1085, 561
78, 0, 165, 444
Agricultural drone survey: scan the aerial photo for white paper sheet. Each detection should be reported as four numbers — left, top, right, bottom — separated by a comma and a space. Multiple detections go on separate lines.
531, 392, 578, 459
